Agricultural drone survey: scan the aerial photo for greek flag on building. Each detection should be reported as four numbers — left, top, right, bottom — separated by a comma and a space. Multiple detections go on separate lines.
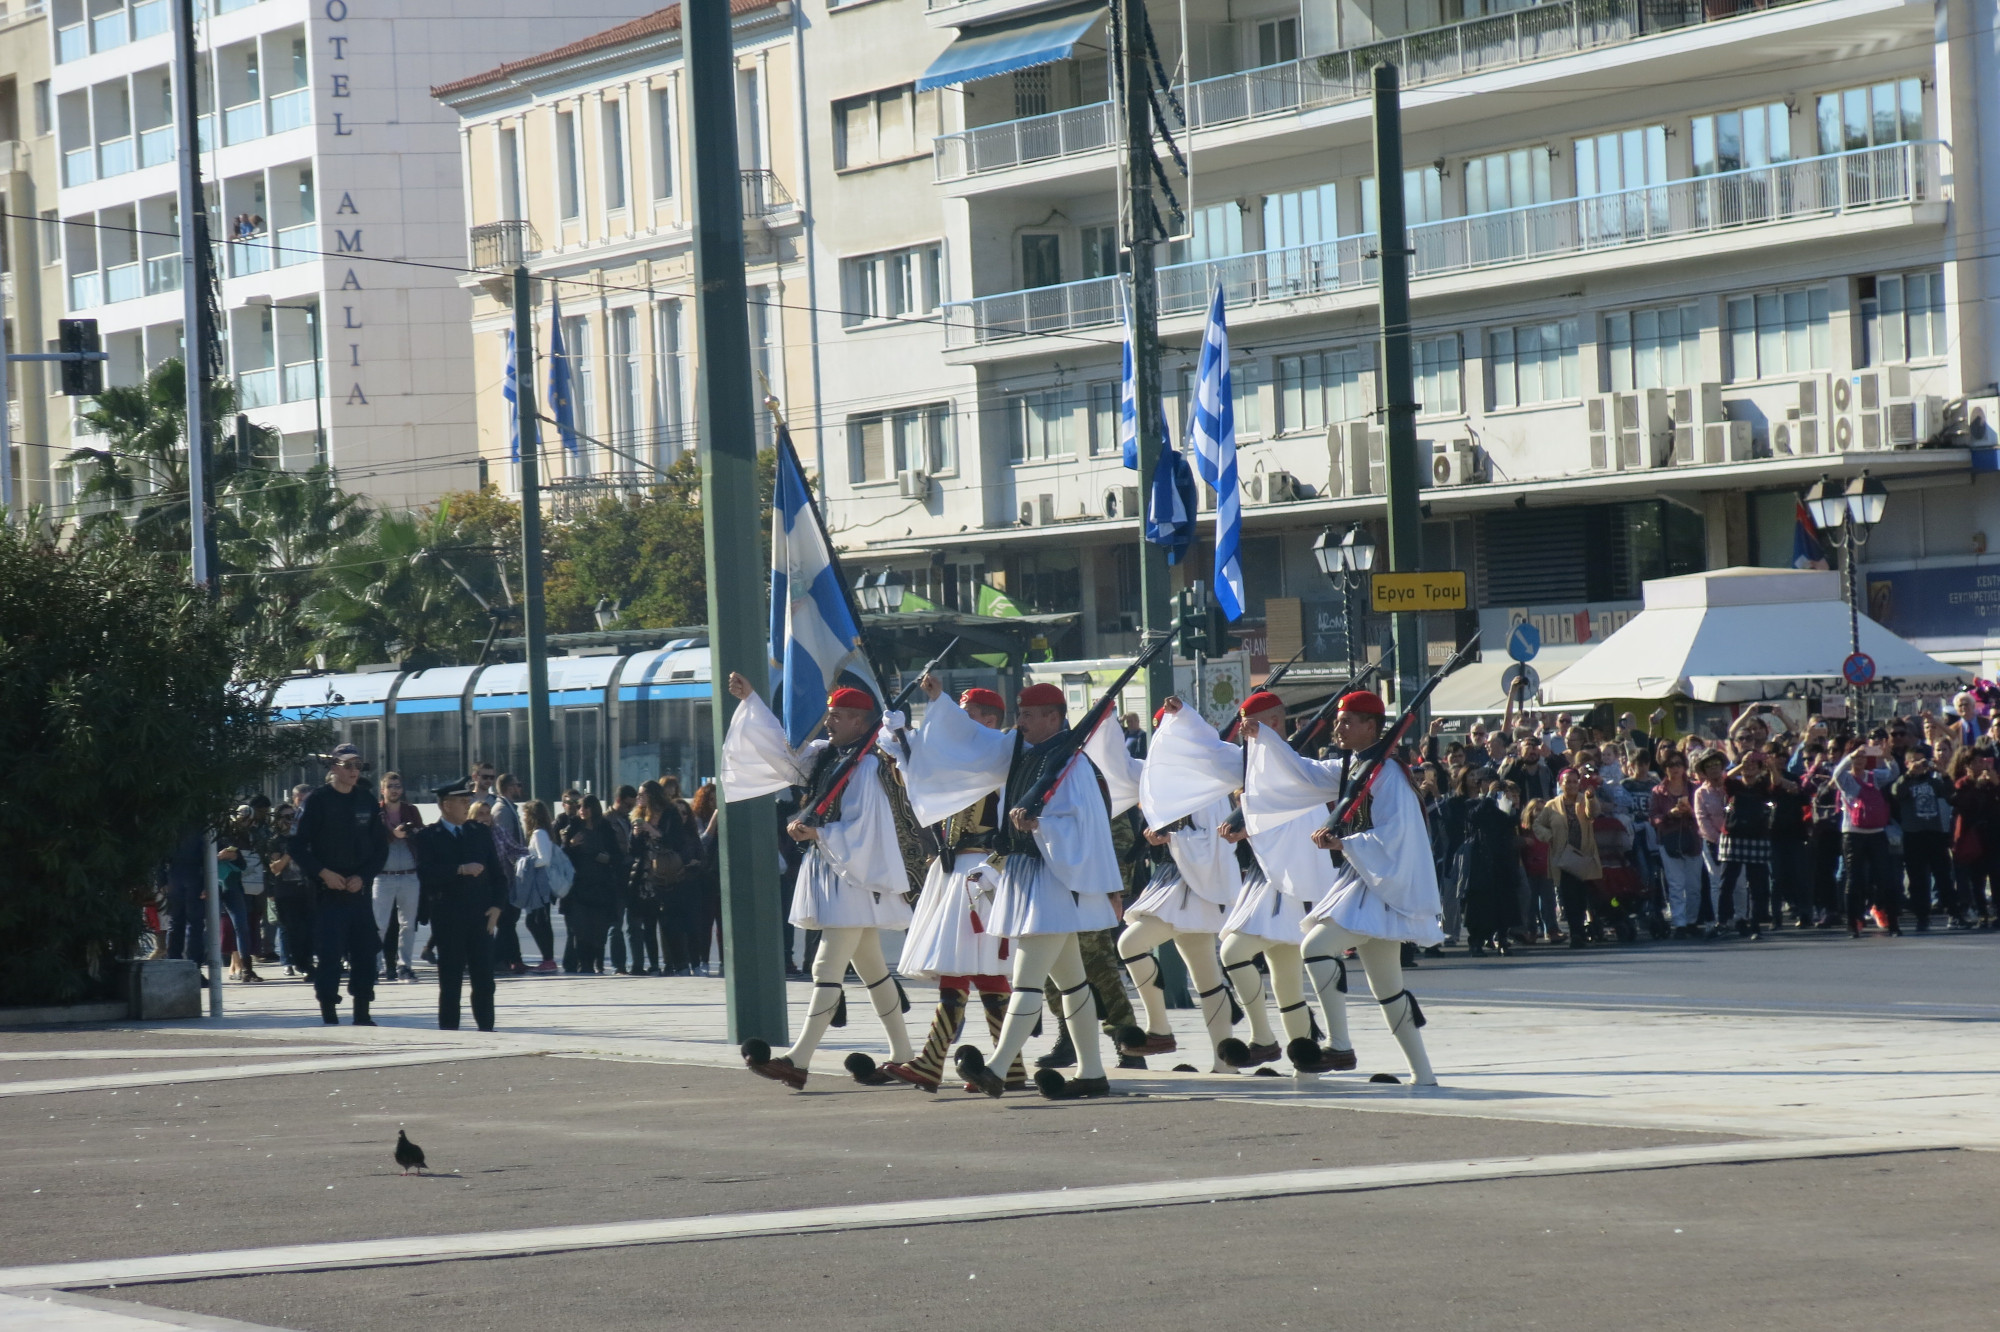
547, 290, 580, 457
769, 427, 878, 747
1188, 284, 1245, 621
502, 330, 520, 464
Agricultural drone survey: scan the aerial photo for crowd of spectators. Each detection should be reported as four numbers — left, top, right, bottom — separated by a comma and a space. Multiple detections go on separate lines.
1414, 690, 2000, 954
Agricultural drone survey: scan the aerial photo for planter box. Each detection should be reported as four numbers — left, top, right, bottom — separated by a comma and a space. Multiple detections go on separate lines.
129, 959, 203, 1019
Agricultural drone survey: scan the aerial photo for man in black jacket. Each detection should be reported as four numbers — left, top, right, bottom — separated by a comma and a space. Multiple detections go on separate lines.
289, 744, 390, 1025
415, 780, 509, 1031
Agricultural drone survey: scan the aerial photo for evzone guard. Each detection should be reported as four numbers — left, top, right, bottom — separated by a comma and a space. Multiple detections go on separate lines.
1100, 706, 1241, 1072
876, 685, 1029, 1094
720, 675, 921, 1090
907, 677, 1124, 1100
1243, 688, 1445, 1085
1146, 691, 1334, 1072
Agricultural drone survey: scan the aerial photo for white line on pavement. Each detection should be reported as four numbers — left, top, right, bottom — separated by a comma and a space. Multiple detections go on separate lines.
0, 1049, 534, 1099
0, 1291, 297, 1332
0, 1049, 361, 1063
0, 1133, 1956, 1292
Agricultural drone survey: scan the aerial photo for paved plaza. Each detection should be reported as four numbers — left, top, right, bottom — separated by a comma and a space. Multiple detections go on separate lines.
1, 932, 1995, 1331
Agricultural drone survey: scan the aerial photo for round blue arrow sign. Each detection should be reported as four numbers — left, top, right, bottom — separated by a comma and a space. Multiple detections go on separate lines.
1508, 622, 1542, 663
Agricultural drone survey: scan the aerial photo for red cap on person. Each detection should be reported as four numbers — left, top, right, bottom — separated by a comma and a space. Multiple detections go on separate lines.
827, 686, 875, 712
960, 687, 1005, 712
1153, 705, 1169, 725
1016, 682, 1065, 709
1337, 690, 1386, 717
1240, 690, 1285, 718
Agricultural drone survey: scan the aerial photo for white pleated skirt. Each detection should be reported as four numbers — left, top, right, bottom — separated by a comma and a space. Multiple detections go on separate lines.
900, 852, 1009, 977
1219, 867, 1312, 947
1304, 875, 1446, 946
1126, 863, 1231, 934
789, 849, 916, 932
988, 854, 1118, 938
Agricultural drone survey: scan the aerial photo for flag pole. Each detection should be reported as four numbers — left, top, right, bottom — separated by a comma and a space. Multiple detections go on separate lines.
775, 419, 885, 697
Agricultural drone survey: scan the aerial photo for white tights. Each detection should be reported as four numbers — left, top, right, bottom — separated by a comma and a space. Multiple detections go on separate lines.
986, 933, 1104, 1082
1300, 920, 1436, 1085
1117, 918, 1232, 1070
1219, 934, 1314, 1046
783, 926, 914, 1068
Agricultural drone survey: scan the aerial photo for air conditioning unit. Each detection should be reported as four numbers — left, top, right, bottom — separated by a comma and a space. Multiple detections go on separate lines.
1667, 382, 1727, 427
898, 468, 930, 500
1589, 392, 1664, 471
1103, 484, 1140, 519
1772, 375, 1829, 457
1429, 440, 1481, 487
1960, 395, 2000, 447
1700, 419, 1753, 464
1840, 368, 1910, 451
1019, 500, 1035, 526
1342, 422, 1382, 497
1266, 470, 1301, 503
1886, 394, 1944, 448
1037, 493, 1056, 525
1586, 394, 1615, 471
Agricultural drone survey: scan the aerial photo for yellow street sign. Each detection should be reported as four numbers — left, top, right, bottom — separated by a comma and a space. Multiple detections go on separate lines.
1370, 570, 1468, 613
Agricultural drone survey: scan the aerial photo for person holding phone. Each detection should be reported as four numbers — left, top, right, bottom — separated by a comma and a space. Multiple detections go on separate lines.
1833, 740, 1901, 937
374, 772, 425, 983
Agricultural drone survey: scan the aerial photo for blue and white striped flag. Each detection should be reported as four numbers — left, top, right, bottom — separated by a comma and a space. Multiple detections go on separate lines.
1188, 284, 1244, 622
769, 427, 879, 747
502, 329, 520, 464
1118, 326, 1139, 469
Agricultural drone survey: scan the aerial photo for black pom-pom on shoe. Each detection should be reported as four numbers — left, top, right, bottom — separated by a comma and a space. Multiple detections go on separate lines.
955, 1045, 1005, 1098
1172, 1063, 1198, 1073
1115, 1024, 1149, 1053
741, 1038, 773, 1067
1286, 1036, 1323, 1071
1216, 1037, 1251, 1067
1369, 1072, 1401, 1084
1034, 1068, 1067, 1100
1253, 1066, 1281, 1077
844, 1052, 894, 1085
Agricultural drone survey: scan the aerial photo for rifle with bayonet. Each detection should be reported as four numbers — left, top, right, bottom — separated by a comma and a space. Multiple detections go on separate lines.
1217, 643, 1308, 743
799, 636, 961, 827
1013, 632, 1175, 821
1322, 633, 1482, 833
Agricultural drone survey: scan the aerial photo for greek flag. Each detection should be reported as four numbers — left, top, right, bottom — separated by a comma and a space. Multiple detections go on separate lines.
1188, 285, 1244, 622
769, 427, 878, 747
1146, 442, 1198, 566
1118, 327, 1139, 469
547, 290, 580, 457
502, 330, 520, 464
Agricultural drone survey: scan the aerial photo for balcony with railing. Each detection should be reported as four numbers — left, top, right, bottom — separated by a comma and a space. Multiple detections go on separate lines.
226, 233, 272, 277
144, 254, 179, 294
138, 125, 173, 168
132, 0, 166, 37
98, 135, 135, 178
222, 100, 264, 145
67, 271, 101, 310
274, 223, 314, 267
546, 473, 648, 519
104, 260, 141, 303
740, 168, 795, 218
269, 88, 310, 134
63, 145, 94, 186
470, 220, 541, 270
281, 359, 320, 403
935, 0, 1822, 182
943, 140, 1942, 347
236, 367, 277, 409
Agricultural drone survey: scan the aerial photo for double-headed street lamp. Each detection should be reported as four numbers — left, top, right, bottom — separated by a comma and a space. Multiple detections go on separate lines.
1312, 523, 1376, 679
1801, 470, 1888, 724
852, 568, 906, 614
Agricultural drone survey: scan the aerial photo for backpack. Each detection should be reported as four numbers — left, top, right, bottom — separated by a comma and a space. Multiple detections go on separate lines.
1842, 778, 1891, 832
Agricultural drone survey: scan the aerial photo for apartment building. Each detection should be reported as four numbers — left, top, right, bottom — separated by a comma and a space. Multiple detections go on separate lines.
48, 0, 659, 512
436, 0, 813, 514
1, 1, 66, 511
812, 0, 2000, 677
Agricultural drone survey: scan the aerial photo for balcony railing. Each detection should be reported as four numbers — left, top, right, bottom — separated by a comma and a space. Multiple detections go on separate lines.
105, 261, 141, 303
90, 8, 127, 51
281, 360, 321, 403
936, 0, 1814, 181
132, 0, 167, 38
63, 146, 94, 186
741, 168, 794, 217
68, 272, 101, 311
223, 101, 264, 145
55, 21, 84, 61
470, 219, 541, 270
943, 140, 1941, 345
269, 88, 309, 133
144, 255, 180, 295
138, 125, 173, 167
237, 368, 278, 409
275, 223, 315, 267
546, 473, 647, 520
226, 234, 272, 277
98, 135, 135, 177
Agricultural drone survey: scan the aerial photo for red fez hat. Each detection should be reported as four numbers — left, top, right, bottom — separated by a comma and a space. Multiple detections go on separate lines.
960, 687, 1005, 712
1153, 705, 1168, 725
827, 686, 875, 712
1338, 690, 1386, 717
1241, 690, 1285, 717
1016, 682, 1065, 708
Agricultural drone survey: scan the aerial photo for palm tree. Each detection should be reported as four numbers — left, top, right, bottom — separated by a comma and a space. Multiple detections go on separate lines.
219, 466, 373, 677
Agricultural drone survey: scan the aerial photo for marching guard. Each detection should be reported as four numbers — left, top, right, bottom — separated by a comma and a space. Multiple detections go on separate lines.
720, 674, 921, 1090
1244, 690, 1445, 1085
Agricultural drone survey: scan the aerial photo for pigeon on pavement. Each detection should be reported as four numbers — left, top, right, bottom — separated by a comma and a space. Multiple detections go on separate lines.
394, 1130, 427, 1175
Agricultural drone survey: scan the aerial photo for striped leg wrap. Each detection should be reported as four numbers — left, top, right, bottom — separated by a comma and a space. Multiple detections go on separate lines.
909, 987, 966, 1082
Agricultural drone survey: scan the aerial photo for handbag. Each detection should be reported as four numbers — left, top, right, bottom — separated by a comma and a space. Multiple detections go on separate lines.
1553, 845, 1600, 881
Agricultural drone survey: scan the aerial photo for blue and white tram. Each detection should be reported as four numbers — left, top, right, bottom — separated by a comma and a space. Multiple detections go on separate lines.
266, 640, 715, 801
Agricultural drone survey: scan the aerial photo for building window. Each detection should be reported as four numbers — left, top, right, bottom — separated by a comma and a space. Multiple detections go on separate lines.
652, 88, 675, 201
1861, 270, 1945, 365
602, 99, 627, 211
560, 313, 594, 469
1605, 303, 1700, 391
33, 80, 51, 137
850, 402, 951, 483
1414, 336, 1462, 416
1816, 78, 1922, 154
1081, 224, 1121, 279
1725, 287, 1829, 380
748, 285, 775, 448
1256, 15, 1299, 65
498, 126, 522, 219
39, 210, 59, 263
842, 243, 942, 326
1006, 387, 1079, 463
1088, 380, 1119, 456
1692, 103, 1791, 174
1463, 147, 1553, 214
608, 306, 640, 464
834, 83, 937, 170
1232, 360, 1263, 437
1167, 202, 1245, 266
1276, 347, 1367, 434
1020, 233, 1061, 289
1360, 167, 1445, 233
1490, 319, 1580, 408
555, 109, 581, 220
653, 299, 686, 454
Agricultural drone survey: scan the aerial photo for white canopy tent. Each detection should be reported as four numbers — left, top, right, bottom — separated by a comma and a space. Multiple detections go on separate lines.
1429, 644, 1598, 716
1540, 567, 1971, 705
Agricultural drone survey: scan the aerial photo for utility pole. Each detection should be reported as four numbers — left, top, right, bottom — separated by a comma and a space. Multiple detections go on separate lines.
171, 0, 222, 1017
512, 267, 556, 804
687, 0, 788, 1045
1372, 64, 1424, 713
1122, 0, 1174, 711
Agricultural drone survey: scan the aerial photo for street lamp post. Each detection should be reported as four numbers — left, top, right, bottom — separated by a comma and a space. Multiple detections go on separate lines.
1802, 470, 1888, 727
1313, 523, 1377, 680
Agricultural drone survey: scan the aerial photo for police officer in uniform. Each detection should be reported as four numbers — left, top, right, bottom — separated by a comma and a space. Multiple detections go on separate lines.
415, 780, 508, 1032
290, 744, 389, 1025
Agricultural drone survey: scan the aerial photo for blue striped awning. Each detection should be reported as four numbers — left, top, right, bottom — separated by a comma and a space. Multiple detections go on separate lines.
916, 4, 1103, 92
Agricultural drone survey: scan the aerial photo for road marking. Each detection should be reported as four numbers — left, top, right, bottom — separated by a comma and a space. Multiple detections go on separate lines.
0, 1049, 532, 1099
0, 1048, 360, 1063
0, 1134, 1954, 1291
0, 1291, 295, 1332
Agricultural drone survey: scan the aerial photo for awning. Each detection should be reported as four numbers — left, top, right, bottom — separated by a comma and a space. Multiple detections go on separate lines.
1427, 644, 1598, 717
916, 4, 1104, 92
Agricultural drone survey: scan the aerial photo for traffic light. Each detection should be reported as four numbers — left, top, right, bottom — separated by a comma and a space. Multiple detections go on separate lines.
1207, 601, 1234, 655
58, 319, 102, 396
1177, 581, 1210, 657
